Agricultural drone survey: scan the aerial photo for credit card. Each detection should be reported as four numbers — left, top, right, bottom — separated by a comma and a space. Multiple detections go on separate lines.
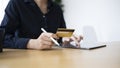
56, 28, 75, 37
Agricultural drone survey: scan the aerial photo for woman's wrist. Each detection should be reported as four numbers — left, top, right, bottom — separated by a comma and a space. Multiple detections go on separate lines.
27, 39, 37, 49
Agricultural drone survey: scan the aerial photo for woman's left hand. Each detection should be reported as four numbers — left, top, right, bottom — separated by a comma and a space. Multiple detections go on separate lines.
62, 35, 83, 48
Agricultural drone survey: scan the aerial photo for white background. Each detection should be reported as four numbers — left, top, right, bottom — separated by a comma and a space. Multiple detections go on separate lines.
63, 0, 120, 42
0, 0, 9, 23
0, 0, 120, 42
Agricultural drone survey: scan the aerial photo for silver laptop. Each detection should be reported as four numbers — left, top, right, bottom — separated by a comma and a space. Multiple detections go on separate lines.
80, 26, 106, 49
63, 26, 106, 50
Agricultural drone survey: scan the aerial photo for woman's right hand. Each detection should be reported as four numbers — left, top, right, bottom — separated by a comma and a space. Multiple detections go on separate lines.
27, 33, 58, 50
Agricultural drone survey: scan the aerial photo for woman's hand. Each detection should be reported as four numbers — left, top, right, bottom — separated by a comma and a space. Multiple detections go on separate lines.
62, 35, 83, 48
27, 33, 58, 50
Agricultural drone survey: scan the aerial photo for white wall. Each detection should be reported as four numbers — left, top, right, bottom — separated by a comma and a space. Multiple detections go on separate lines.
0, 0, 9, 24
0, 0, 120, 42
63, 0, 120, 42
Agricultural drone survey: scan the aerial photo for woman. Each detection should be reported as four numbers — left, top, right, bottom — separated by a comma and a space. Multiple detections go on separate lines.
1, 0, 82, 50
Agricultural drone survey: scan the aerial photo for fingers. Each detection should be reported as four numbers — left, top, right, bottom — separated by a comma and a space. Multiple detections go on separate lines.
63, 37, 71, 42
51, 34, 59, 39
40, 44, 52, 50
37, 33, 59, 49
27, 39, 53, 50
62, 37, 71, 46
39, 33, 59, 39
37, 40, 54, 50
40, 33, 59, 45
70, 36, 80, 46
70, 35, 83, 47
38, 39, 53, 50
41, 35, 52, 42
73, 35, 83, 42
42, 40, 54, 46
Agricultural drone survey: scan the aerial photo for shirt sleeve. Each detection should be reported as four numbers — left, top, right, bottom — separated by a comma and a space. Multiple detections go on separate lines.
1, 0, 30, 49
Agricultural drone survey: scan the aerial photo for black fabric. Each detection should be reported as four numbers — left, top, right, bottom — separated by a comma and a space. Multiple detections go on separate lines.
1, 0, 66, 49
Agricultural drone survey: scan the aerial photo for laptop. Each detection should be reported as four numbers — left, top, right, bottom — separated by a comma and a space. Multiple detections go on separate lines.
81, 42, 106, 50
67, 41, 106, 50
79, 26, 106, 50
62, 26, 106, 50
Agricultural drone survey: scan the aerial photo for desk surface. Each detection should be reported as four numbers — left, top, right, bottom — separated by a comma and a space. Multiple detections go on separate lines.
0, 42, 120, 68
